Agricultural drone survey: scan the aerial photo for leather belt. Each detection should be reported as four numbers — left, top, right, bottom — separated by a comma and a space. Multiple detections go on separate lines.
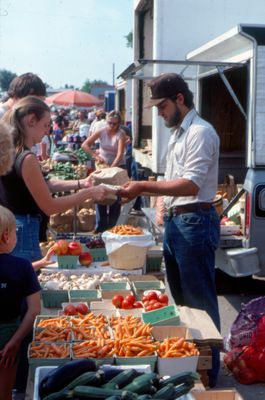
166, 202, 213, 217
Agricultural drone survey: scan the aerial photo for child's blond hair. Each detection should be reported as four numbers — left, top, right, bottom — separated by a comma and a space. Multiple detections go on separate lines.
0, 120, 14, 175
0, 205, 16, 237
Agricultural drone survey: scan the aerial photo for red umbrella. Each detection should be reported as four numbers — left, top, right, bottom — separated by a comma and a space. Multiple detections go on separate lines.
46, 90, 103, 107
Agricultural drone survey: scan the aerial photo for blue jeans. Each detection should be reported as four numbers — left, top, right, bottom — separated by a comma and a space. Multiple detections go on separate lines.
12, 214, 42, 262
163, 206, 220, 385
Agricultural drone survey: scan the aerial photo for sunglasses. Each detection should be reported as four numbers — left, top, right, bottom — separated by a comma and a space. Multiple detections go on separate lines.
108, 121, 118, 126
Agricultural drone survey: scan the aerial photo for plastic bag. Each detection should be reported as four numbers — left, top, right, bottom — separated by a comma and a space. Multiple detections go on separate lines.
224, 315, 265, 384
102, 229, 155, 255
224, 296, 265, 351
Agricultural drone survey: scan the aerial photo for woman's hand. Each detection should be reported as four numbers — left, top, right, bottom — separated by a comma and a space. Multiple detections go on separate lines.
88, 184, 117, 202
0, 339, 20, 368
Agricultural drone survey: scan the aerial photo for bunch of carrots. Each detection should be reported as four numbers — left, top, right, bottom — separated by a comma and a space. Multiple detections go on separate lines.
36, 316, 71, 329
156, 337, 200, 358
29, 342, 70, 358
73, 326, 110, 340
71, 313, 107, 327
34, 327, 72, 342
73, 339, 115, 358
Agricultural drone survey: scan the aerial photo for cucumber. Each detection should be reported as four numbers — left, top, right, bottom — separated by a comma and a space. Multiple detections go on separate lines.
99, 366, 126, 382
123, 373, 158, 394
103, 369, 139, 389
152, 383, 175, 399
43, 371, 104, 400
158, 371, 200, 389
137, 396, 152, 400
173, 382, 194, 399
105, 397, 122, 400
43, 390, 73, 400
73, 385, 138, 399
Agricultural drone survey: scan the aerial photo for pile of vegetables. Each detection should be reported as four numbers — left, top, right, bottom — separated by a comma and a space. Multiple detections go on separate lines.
38, 358, 200, 399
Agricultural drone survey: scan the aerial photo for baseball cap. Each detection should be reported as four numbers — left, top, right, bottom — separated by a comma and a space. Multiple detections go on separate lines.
145, 73, 189, 107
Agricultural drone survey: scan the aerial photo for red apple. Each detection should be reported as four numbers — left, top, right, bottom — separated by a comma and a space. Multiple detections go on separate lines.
75, 303, 89, 315
64, 304, 77, 316
68, 241, 83, 256
79, 252, 93, 266
53, 239, 69, 255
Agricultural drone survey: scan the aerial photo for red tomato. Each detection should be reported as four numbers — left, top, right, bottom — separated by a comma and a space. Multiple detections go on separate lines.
122, 299, 133, 309
125, 294, 136, 305
158, 294, 169, 304
160, 303, 168, 308
143, 301, 149, 307
149, 299, 157, 305
64, 305, 77, 316
75, 303, 89, 315
142, 295, 148, 302
152, 302, 163, 309
146, 291, 158, 301
133, 301, 143, 308
145, 305, 153, 312
112, 295, 124, 308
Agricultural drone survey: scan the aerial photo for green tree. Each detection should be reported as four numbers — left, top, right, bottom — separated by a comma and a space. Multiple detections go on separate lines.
81, 79, 108, 93
124, 31, 133, 48
0, 69, 17, 91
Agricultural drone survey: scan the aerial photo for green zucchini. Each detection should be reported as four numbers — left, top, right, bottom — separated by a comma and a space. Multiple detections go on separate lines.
158, 371, 200, 389
136, 395, 152, 400
152, 383, 175, 399
43, 371, 104, 400
102, 369, 139, 389
123, 373, 158, 394
173, 382, 194, 399
73, 385, 138, 399
105, 397, 122, 400
43, 390, 73, 400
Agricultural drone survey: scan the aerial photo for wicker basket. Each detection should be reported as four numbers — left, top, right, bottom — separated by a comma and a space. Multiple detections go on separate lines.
108, 244, 147, 270
77, 214, 95, 232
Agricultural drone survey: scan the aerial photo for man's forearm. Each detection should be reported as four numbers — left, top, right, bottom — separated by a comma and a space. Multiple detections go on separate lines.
138, 178, 199, 197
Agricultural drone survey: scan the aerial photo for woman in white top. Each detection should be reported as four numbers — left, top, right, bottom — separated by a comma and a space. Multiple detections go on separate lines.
82, 110, 126, 232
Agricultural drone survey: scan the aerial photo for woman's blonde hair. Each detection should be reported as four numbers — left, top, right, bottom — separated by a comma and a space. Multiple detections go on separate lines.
0, 121, 15, 175
3, 96, 50, 152
0, 206, 16, 237
107, 110, 122, 124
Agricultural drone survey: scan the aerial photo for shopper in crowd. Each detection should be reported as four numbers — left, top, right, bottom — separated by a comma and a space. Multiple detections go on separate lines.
119, 73, 221, 387
1, 96, 118, 262
72, 110, 90, 140
0, 73, 46, 119
89, 109, 106, 145
82, 110, 127, 232
0, 206, 41, 400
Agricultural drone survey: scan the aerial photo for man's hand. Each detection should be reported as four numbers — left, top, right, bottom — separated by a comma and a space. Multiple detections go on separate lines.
118, 181, 142, 202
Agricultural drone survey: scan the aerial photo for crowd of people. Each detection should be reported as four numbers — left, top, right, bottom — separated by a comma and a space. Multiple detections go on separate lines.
0, 70, 222, 399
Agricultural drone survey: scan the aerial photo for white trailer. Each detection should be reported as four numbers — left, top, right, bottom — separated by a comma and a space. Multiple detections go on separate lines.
121, 0, 265, 173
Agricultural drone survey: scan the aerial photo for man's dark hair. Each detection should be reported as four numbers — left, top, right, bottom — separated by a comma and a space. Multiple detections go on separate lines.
7, 72, 46, 98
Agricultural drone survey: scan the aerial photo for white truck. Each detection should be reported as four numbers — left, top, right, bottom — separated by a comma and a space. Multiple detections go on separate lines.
119, 22, 265, 278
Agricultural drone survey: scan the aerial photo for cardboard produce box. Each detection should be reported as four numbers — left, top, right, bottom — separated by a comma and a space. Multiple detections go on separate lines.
192, 390, 244, 400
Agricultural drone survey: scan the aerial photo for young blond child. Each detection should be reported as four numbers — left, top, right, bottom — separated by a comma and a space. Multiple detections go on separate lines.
0, 205, 53, 400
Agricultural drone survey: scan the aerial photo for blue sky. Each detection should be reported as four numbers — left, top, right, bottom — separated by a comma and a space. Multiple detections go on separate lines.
0, 0, 134, 88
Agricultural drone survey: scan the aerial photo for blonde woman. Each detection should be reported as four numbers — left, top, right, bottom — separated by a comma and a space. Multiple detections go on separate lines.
1, 96, 116, 261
